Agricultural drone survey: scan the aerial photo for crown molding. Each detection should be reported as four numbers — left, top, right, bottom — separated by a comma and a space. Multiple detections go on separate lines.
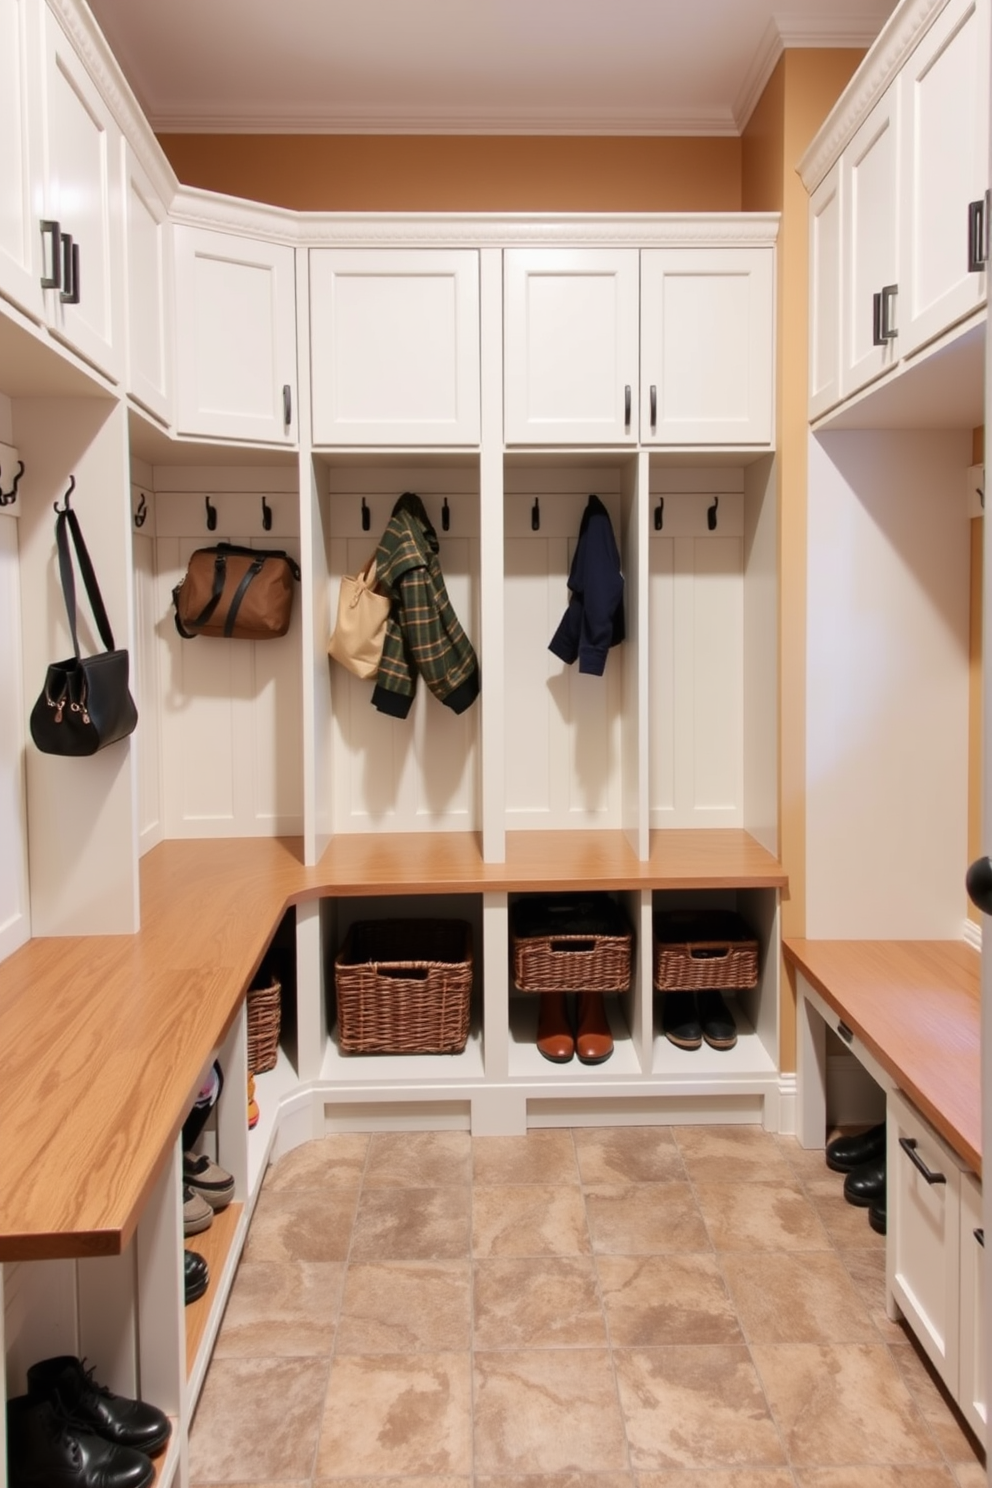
149, 104, 740, 138
798, 0, 949, 189
733, 10, 890, 131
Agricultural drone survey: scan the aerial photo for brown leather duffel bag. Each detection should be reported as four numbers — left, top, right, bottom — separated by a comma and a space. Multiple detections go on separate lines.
172, 542, 301, 640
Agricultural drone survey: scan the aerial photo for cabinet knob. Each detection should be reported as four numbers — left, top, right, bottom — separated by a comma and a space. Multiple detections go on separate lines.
967, 196, 989, 273
624, 384, 631, 431
282, 384, 292, 429
872, 284, 898, 346
966, 855, 992, 915
650, 384, 657, 431
59, 236, 80, 306
40, 220, 62, 290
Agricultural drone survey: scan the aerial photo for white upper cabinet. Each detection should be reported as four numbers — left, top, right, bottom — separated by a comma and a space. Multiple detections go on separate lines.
0, 0, 44, 321
503, 248, 639, 444
123, 145, 172, 425
898, 0, 989, 358
641, 248, 774, 446
174, 225, 297, 444
808, 163, 843, 420
310, 248, 480, 446
39, 5, 125, 382
841, 85, 901, 400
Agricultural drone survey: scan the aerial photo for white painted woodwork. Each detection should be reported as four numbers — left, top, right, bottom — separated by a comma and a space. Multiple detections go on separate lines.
503, 248, 639, 445
310, 249, 481, 446
888, 1086, 963, 1393
806, 427, 971, 938
959, 1169, 988, 1441
841, 83, 901, 399
124, 146, 172, 425
173, 225, 297, 444
131, 482, 163, 855
898, 0, 989, 359
640, 248, 774, 446
0, 0, 43, 321
326, 470, 480, 834
0, 487, 30, 962
808, 162, 843, 419
742, 454, 778, 858
479, 247, 507, 865
41, 6, 124, 383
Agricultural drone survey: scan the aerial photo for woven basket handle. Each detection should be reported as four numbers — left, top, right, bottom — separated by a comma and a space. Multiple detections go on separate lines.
687, 945, 731, 959
550, 939, 596, 955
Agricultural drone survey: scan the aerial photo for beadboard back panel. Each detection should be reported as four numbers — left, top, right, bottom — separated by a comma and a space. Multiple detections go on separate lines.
0, 498, 29, 960
131, 483, 163, 854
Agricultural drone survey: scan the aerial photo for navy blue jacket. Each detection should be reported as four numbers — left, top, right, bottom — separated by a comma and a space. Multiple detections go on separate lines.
548, 494, 625, 676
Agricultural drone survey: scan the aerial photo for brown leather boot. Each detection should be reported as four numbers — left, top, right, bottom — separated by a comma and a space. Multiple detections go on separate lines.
536, 992, 574, 1063
576, 992, 614, 1064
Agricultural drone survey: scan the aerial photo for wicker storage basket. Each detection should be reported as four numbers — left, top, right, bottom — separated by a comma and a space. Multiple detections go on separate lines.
246, 976, 282, 1074
334, 919, 472, 1054
653, 910, 758, 992
511, 894, 632, 993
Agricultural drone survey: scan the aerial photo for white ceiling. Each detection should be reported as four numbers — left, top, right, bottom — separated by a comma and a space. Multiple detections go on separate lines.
85, 0, 897, 136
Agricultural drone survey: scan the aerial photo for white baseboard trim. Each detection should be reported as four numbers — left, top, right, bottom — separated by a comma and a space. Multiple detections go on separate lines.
777, 1073, 797, 1135
963, 917, 981, 952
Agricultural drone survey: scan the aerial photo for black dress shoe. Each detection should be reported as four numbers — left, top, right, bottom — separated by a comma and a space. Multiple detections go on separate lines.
184, 1248, 209, 1305
6, 1396, 154, 1488
825, 1122, 885, 1173
26, 1357, 171, 1457
698, 989, 737, 1050
868, 1196, 887, 1235
843, 1157, 886, 1207
662, 991, 702, 1049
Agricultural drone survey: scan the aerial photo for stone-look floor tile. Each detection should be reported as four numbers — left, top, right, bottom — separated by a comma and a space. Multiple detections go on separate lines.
315, 1479, 470, 1488
314, 1354, 472, 1477
472, 1184, 591, 1257
953, 1465, 990, 1487
674, 1125, 797, 1185
336, 1259, 471, 1352
636, 1473, 799, 1487
584, 1183, 709, 1254
476, 1476, 634, 1488
695, 1181, 831, 1252
474, 1257, 607, 1348
720, 1251, 877, 1343
262, 1133, 368, 1192
350, 1186, 471, 1261
751, 1342, 943, 1466
597, 1253, 741, 1346
364, 1129, 472, 1187
188, 1357, 329, 1482
889, 1340, 986, 1465
212, 1260, 344, 1356
614, 1346, 786, 1470
573, 1125, 684, 1186
473, 1128, 580, 1185
773, 1133, 839, 1182
473, 1349, 628, 1474
803, 1177, 886, 1249
837, 1247, 907, 1341
794, 1471, 959, 1487
242, 1187, 357, 1262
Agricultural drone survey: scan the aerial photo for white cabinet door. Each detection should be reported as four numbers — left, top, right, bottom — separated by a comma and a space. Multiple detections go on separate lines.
310, 248, 480, 445
504, 248, 639, 444
41, 6, 124, 382
841, 85, 901, 399
641, 248, 773, 446
123, 147, 172, 426
958, 1170, 987, 1443
0, 0, 43, 321
174, 226, 297, 444
899, 0, 989, 359
808, 162, 843, 420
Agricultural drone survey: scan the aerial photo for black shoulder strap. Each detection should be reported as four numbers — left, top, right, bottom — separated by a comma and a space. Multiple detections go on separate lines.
56, 507, 115, 659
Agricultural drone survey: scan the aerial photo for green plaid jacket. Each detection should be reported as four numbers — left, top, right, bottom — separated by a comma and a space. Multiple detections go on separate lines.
371, 493, 480, 719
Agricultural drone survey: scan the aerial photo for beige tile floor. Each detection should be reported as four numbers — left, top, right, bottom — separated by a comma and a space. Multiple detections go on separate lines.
189, 1124, 987, 1487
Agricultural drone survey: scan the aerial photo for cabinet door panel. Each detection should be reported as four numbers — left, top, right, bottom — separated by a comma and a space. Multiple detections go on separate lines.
174, 227, 296, 444
641, 248, 773, 445
311, 249, 480, 445
958, 1171, 986, 1443
842, 86, 901, 398
124, 148, 171, 425
809, 164, 843, 419
504, 249, 638, 444
0, 0, 43, 320
0, 503, 30, 960
899, 0, 989, 358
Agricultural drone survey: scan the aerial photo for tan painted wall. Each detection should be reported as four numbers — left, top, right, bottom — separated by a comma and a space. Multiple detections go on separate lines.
157, 133, 742, 212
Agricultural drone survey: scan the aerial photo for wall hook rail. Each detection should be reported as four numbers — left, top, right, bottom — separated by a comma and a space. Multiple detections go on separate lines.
361, 497, 371, 532
54, 474, 75, 513
0, 459, 25, 507
205, 495, 217, 531
261, 496, 272, 531
531, 497, 541, 531
707, 495, 719, 531
441, 497, 450, 531
654, 496, 664, 531
134, 491, 148, 528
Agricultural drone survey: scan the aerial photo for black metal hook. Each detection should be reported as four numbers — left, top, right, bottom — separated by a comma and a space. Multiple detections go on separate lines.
977, 484, 985, 511
441, 497, 450, 532
707, 495, 719, 531
654, 496, 664, 532
134, 491, 148, 529
261, 496, 272, 532
0, 459, 25, 507
53, 474, 75, 513
531, 497, 540, 531
361, 497, 371, 532
205, 495, 217, 531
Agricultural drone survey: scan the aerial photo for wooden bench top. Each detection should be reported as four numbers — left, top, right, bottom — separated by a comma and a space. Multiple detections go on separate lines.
0, 829, 785, 1261
784, 938, 981, 1176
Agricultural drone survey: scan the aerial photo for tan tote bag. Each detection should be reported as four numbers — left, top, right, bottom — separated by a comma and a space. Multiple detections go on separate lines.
327, 554, 391, 679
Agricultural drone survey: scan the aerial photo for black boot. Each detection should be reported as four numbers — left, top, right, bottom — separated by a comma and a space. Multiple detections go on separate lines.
825, 1122, 885, 1173
843, 1156, 886, 1207
26, 1356, 170, 1457
6, 1395, 154, 1488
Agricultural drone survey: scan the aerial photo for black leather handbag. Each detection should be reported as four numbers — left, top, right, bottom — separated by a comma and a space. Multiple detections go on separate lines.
29, 500, 138, 756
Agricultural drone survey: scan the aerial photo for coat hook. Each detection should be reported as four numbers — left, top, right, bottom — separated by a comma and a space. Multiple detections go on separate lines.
261, 496, 273, 531
205, 495, 217, 531
134, 491, 148, 529
531, 497, 541, 532
978, 484, 985, 511
654, 496, 664, 532
707, 495, 719, 531
441, 497, 450, 532
0, 459, 24, 507
361, 497, 371, 532
53, 473, 75, 513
